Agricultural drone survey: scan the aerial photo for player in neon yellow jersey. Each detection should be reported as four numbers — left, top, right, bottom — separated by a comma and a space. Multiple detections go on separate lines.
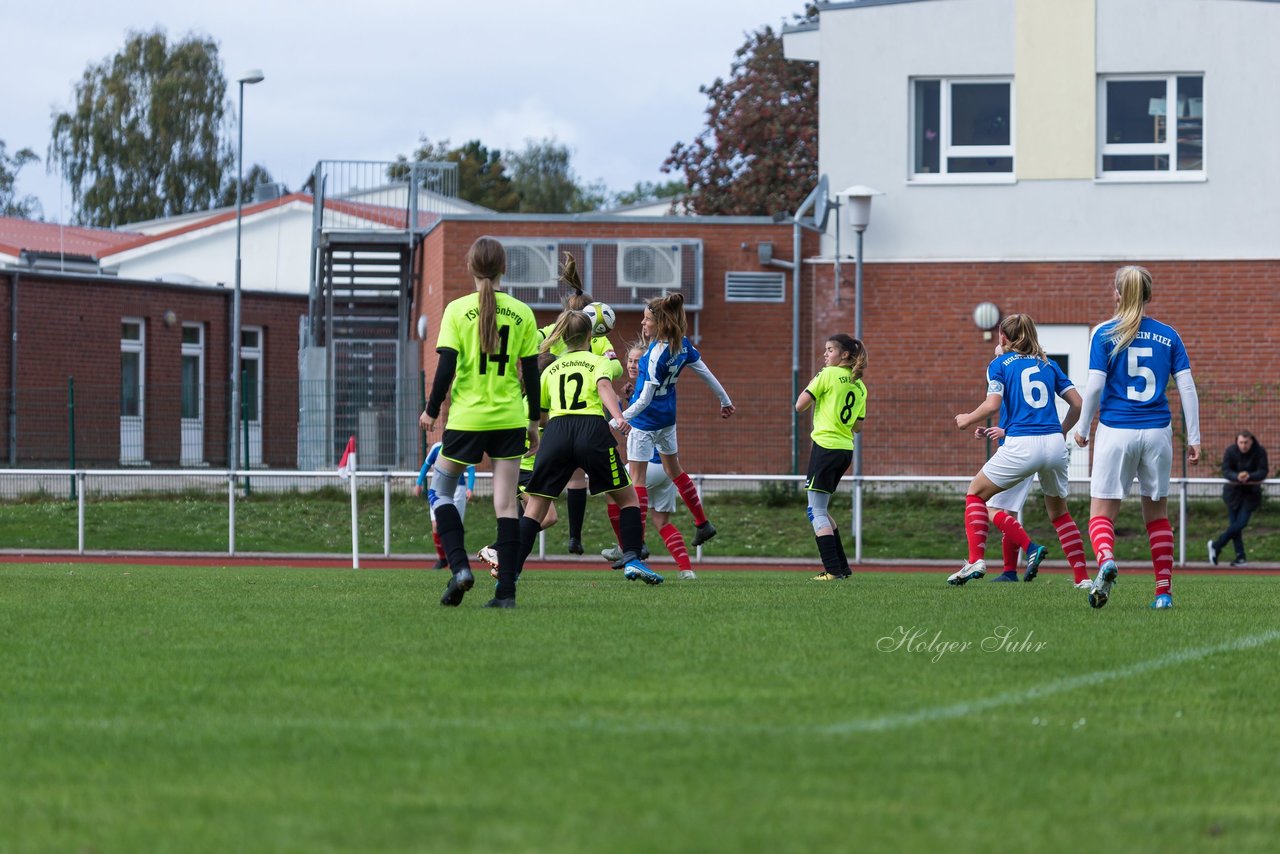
795, 334, 867, 581
421, 236, 540, 608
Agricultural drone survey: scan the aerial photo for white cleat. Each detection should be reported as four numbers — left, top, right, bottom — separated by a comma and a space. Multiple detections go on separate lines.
1074, 578, 1094, 590
679, 569, 697, 580
947, 559, 986, 586
1088, 560, 1118, 609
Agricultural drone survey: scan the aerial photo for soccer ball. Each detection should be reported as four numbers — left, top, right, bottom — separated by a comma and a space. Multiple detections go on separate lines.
586, 301, 616, 336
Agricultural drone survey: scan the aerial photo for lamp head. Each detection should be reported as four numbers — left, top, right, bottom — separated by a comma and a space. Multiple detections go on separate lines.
840, 185, 883, 233
238, 69, 265, 85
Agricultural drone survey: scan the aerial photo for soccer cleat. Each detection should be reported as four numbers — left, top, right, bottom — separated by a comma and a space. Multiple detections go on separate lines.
947, 560, 986, 586
601, 545, 624, 564
1151, 593, 1173, 610
567, 537, 584, 555
440, 567, 474, 607
679, 569, 697, 580
691, 520, 717, 547
812, 571, 849, 581
1074, 578, 1094, 590
1088, 560, 1117, 609
478, 546, 500, 579
431, 558, 448, 570
991, 570, 1019, 582
1230, 556, 1248, 567
1207, 539, 1219, 565
1023, 544, 1048, 582
611, 548, 650, 570
483, 597, 516, 609
622, 559, 663, 585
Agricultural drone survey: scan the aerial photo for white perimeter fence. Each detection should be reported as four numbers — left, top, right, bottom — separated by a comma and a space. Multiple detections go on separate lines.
2, 469, 1259, 568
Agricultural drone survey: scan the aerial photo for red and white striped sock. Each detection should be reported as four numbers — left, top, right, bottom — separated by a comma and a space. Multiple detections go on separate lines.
1146, 518, 1174, 597
1001, 535, 1020, 573
964, 495, 989, 563
1087, 516, 1116, 566
432, 531, 447, 562
671, 472, 708, 526
635, 487, 648, 540
992, 511, 1032, 551
607, 503, 622, 545
1052, 513, 1090, 584
660, 523, 692, 571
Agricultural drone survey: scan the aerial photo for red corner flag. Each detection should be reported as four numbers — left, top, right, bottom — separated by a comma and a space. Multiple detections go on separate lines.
337, 435, 357, 479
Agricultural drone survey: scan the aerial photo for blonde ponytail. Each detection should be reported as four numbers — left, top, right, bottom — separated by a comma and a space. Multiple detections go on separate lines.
1106, 265, 1152, 360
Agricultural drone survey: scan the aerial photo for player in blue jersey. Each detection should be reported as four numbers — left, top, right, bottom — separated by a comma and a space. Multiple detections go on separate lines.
951, 314, 1084, 586
415, 441, 475, 569
621, 292, 734, 551
1073, 266, 1200, 610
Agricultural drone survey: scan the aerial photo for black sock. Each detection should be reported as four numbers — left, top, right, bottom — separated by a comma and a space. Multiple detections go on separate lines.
495, 517, 521, 600
518, 515, 542, 567
620, 505, 643, 556
832, 528, 851, 575
567, 488, 587, 540
433, 503, 470, 573
816, 534, 843, 575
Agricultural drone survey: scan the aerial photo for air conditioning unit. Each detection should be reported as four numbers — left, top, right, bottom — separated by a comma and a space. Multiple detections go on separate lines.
617, 243, 681, 290
501, 240, 558, 288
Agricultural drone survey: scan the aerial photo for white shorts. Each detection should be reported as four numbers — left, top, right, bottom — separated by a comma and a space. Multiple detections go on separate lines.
980, 434, 1071, 499
645, 463, 676, 513
1090, 423, 1173, 500
429, 485, 470, 522
628, 424, 678, 464
987, 474, 1034, 514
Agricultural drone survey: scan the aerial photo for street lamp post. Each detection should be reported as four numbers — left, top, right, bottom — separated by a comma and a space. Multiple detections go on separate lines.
230, 69, 264, 475
839, 185, 882, 564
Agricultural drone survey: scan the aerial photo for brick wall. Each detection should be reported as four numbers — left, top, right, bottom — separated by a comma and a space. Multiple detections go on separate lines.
1, 271, 305, 467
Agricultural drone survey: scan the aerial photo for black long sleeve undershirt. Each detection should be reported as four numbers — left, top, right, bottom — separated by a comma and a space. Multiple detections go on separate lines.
425, 348, 457, 418
521, 355, 540, 421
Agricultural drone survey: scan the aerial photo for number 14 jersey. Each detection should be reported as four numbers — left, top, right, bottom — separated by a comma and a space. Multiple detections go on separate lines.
435, 291, 539, 431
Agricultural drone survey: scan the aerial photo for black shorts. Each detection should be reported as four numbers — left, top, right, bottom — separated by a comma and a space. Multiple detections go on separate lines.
518, 468, 534, 491
442, 427, 527, 466
805, 443, 852, 494
524, 415, 630, 499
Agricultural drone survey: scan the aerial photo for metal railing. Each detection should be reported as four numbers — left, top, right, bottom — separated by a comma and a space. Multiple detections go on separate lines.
1, 468, 1267, 568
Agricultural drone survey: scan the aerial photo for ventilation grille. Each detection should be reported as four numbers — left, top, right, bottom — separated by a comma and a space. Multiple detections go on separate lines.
725, 271, 786, 303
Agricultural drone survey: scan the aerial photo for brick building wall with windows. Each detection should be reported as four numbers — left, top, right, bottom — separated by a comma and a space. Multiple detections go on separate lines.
1, 270, 306, 468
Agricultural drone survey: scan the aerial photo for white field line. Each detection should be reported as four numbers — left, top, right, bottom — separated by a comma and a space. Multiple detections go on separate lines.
823, 628, 1280, 735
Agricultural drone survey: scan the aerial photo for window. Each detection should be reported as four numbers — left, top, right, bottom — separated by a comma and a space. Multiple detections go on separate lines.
240, 327, 262, 422
181, 324, 203, 420
912, 78, 1014, 179
120, 320, 144, 418
1099, 74, 1203, 177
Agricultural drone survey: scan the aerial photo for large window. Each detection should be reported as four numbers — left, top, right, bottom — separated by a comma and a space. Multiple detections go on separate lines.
912, 78, 1014, 180
1099, 74, 1203, 177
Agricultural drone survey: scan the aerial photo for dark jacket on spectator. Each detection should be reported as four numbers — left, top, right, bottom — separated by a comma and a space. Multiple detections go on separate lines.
1222, 441, 1269, 511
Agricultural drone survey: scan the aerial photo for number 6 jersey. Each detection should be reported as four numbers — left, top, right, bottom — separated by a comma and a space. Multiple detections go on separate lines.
806, 366, 867, 451
986, 352, 1074, 437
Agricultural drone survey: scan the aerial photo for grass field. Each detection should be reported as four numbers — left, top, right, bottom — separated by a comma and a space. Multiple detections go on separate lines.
1, 488, 1276, 564
3, 563, 1278, 852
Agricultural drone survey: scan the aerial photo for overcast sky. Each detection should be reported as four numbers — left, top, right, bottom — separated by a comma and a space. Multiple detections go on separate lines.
3, 0, 799, 222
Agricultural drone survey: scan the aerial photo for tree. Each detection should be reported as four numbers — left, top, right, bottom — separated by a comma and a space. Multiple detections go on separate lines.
218, 163, 280, 208
0, 140, 41, 218
664, 7, 819, 216
49, 29, 233, 227
390, 137, 520, 212
611, 179, 688, 209
508, 138, 607, 214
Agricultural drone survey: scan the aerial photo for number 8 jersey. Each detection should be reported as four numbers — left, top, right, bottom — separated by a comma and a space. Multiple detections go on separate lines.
806, 365, 867, 451
1088, 317, 1190, 429
986, 352, 1074, 437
